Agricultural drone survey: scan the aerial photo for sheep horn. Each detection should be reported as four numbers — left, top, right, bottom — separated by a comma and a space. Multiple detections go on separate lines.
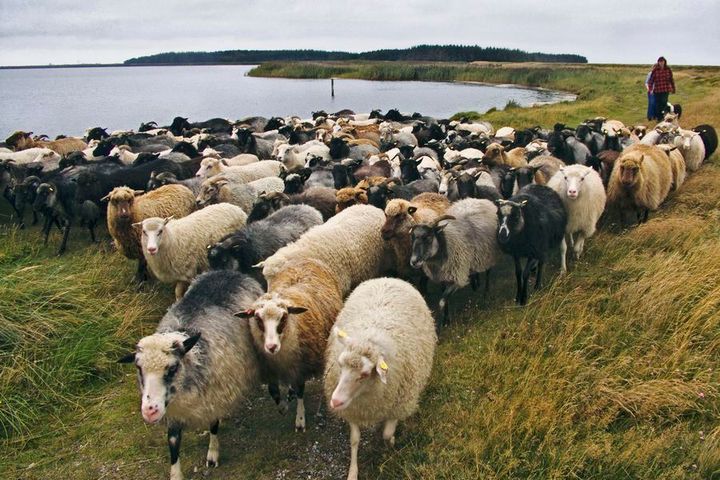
100, 194, 111, 201
431, 214, 456, 227
133, 190, 144, 196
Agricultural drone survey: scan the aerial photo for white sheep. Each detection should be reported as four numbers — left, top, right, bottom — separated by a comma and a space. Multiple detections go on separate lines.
656, 144, 687, 190
196, 158, 283, 181
196, 175, 284, 213
138, 203, 248, 299
281, 141, 330, 172
324, 277, 436, 480
118, 270, 263, 480
673, 129, 706, 172
547, 165, 606, 273
409, 198, 501, 324
0, 147, 59, 167
261, 204, 392, 297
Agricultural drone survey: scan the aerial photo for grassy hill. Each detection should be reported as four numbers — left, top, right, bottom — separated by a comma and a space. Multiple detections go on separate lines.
1, 63, 718, 479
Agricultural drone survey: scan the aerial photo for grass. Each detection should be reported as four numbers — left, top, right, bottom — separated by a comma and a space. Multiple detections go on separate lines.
1, 63, 719, 479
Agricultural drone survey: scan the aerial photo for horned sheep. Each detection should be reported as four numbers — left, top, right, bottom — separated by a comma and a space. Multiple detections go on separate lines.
118, 270, 263, 480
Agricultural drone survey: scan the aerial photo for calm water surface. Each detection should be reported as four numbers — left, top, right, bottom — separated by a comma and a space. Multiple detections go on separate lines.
0, 65, 574, 138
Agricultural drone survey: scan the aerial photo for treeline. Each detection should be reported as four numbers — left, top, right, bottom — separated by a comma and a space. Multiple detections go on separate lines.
124, 45, 587, 65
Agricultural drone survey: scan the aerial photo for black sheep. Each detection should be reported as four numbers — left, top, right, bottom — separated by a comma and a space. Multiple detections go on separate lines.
495, 184, 567, 305
693, 124, 717, 159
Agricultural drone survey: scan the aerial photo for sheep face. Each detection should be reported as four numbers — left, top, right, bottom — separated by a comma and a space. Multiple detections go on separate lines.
381, 203, 414, 241
33, 183, 57, 211
140, 217, 172, 256
196, 158, 221, 178
335, 188, 367, 213
560, 168, 591, 200
495, 200, 526, 245
328, 329, 387, 411
618, 156, 643, 187
409, 216, 454, 268
106, 187, 142, 221
238, 296, 307, 355
118, 332, 201, 424
196, 180, 225, 208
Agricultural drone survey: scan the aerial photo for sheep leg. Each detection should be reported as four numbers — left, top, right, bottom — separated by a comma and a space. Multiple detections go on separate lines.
418, 275, 429, 296
573, 233, 586, 260
57, 219, 71, 256
42, 215, 53, 245
470, 272, 480, 291
483, 269, 491, 300
167, 424, 183, 480
347, 422, 361, 480
513, 256, 523, 304
174, 281, 188, 300
382, 419, 398, 447
31, 210, 38, 226
439, 284, 458, 326
268, 382, 288, 414
559, 237, 568, 274
642, 209, 649, 223
294, 382, 306, 432
135, 258, 148, 286
88, 223, 97, 243
535, 260, 545, 291
206, 420, 219, 468
520, 259, 534, 305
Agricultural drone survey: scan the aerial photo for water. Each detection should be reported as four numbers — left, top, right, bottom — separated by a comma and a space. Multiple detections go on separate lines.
0, 65, 574, 138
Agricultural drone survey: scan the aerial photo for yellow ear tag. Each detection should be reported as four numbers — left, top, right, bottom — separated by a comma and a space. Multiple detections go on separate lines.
379, 360, 388, 371
337, 329, 348, 338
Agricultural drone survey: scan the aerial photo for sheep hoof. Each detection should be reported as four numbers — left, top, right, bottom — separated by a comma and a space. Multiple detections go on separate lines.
295, 425, 306, 433
206, 459, 217, 468
277, 401, 289, 415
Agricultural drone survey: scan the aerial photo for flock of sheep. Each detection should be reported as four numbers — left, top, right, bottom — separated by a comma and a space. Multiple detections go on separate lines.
0, 108, 717, 480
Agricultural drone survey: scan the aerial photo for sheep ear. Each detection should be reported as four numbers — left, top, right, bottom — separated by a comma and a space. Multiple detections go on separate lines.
221, 159, 229, 166
252, 261, 265, 269
287, 306, 308, 315
131, 221, 142, 228
234, 309, 255, 319
100, 194, 111, 202
520, 200, 528, 207
133, 190, 144, 196
332, 326, 350, 345
117, 352, 136, 364
163, 216, 174, 225
639, 155, 646, 164
407, 206, 417, 215
375, 355, 388, 384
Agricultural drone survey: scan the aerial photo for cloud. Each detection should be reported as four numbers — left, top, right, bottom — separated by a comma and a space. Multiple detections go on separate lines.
0, 0, 717, 66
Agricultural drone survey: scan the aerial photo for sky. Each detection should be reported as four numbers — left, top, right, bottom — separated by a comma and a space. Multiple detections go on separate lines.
0, 0, 718, 67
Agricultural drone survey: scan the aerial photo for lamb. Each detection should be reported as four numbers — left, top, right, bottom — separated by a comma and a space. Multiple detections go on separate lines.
117, 270, 263, 480
196, 175, 284, 212
655, 144, 687, 191
247, 188, 337, 222
104, 185, 196, 283
207, 204, 323, 277
236, 258, 343, 432
410, 198, 501, 324
547, 165, 606, 273
483, 143, 528, 168
261, 204, 391, 297
672, 129, 706, 172
607, 144, 672, 226
138, 203, 248, 299
381, 193, 450, 278
495, 184, 567, 305
324, 277, 436, 480
196, 158, 283, 181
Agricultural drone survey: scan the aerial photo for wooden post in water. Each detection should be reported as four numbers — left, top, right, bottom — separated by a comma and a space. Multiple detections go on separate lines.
331, 78, 335, 97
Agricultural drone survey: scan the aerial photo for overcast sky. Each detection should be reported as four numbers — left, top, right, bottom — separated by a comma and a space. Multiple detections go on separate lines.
0, 0, 718, 66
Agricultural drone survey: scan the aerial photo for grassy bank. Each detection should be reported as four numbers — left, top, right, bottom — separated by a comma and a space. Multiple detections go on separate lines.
2, 64, 719, 479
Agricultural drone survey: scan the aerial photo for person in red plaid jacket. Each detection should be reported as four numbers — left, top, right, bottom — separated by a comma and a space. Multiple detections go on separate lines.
648, 56, 675, 121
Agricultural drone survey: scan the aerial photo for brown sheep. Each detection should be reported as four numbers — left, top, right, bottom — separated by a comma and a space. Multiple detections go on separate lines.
381, 193, 450, 277
336, 187, 368, 213
105, 185, 196, 283
6, 131, 87, 155
483, 143, 528, 168
528, 155, 566, 185
607, 144, 672, 225
656, 144, 687, 191
236, 258, 343, 432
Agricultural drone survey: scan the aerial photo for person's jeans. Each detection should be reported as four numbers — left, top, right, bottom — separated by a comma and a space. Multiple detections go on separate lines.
654, 91, 670, 120
647, 92, 656, 121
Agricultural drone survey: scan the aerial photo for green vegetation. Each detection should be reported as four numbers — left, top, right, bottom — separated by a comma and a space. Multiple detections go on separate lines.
124, 45, 586, 66
2, 63, 720, 479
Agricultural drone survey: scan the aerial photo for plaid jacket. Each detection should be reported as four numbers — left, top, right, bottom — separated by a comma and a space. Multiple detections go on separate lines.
649, 67, 675, 94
